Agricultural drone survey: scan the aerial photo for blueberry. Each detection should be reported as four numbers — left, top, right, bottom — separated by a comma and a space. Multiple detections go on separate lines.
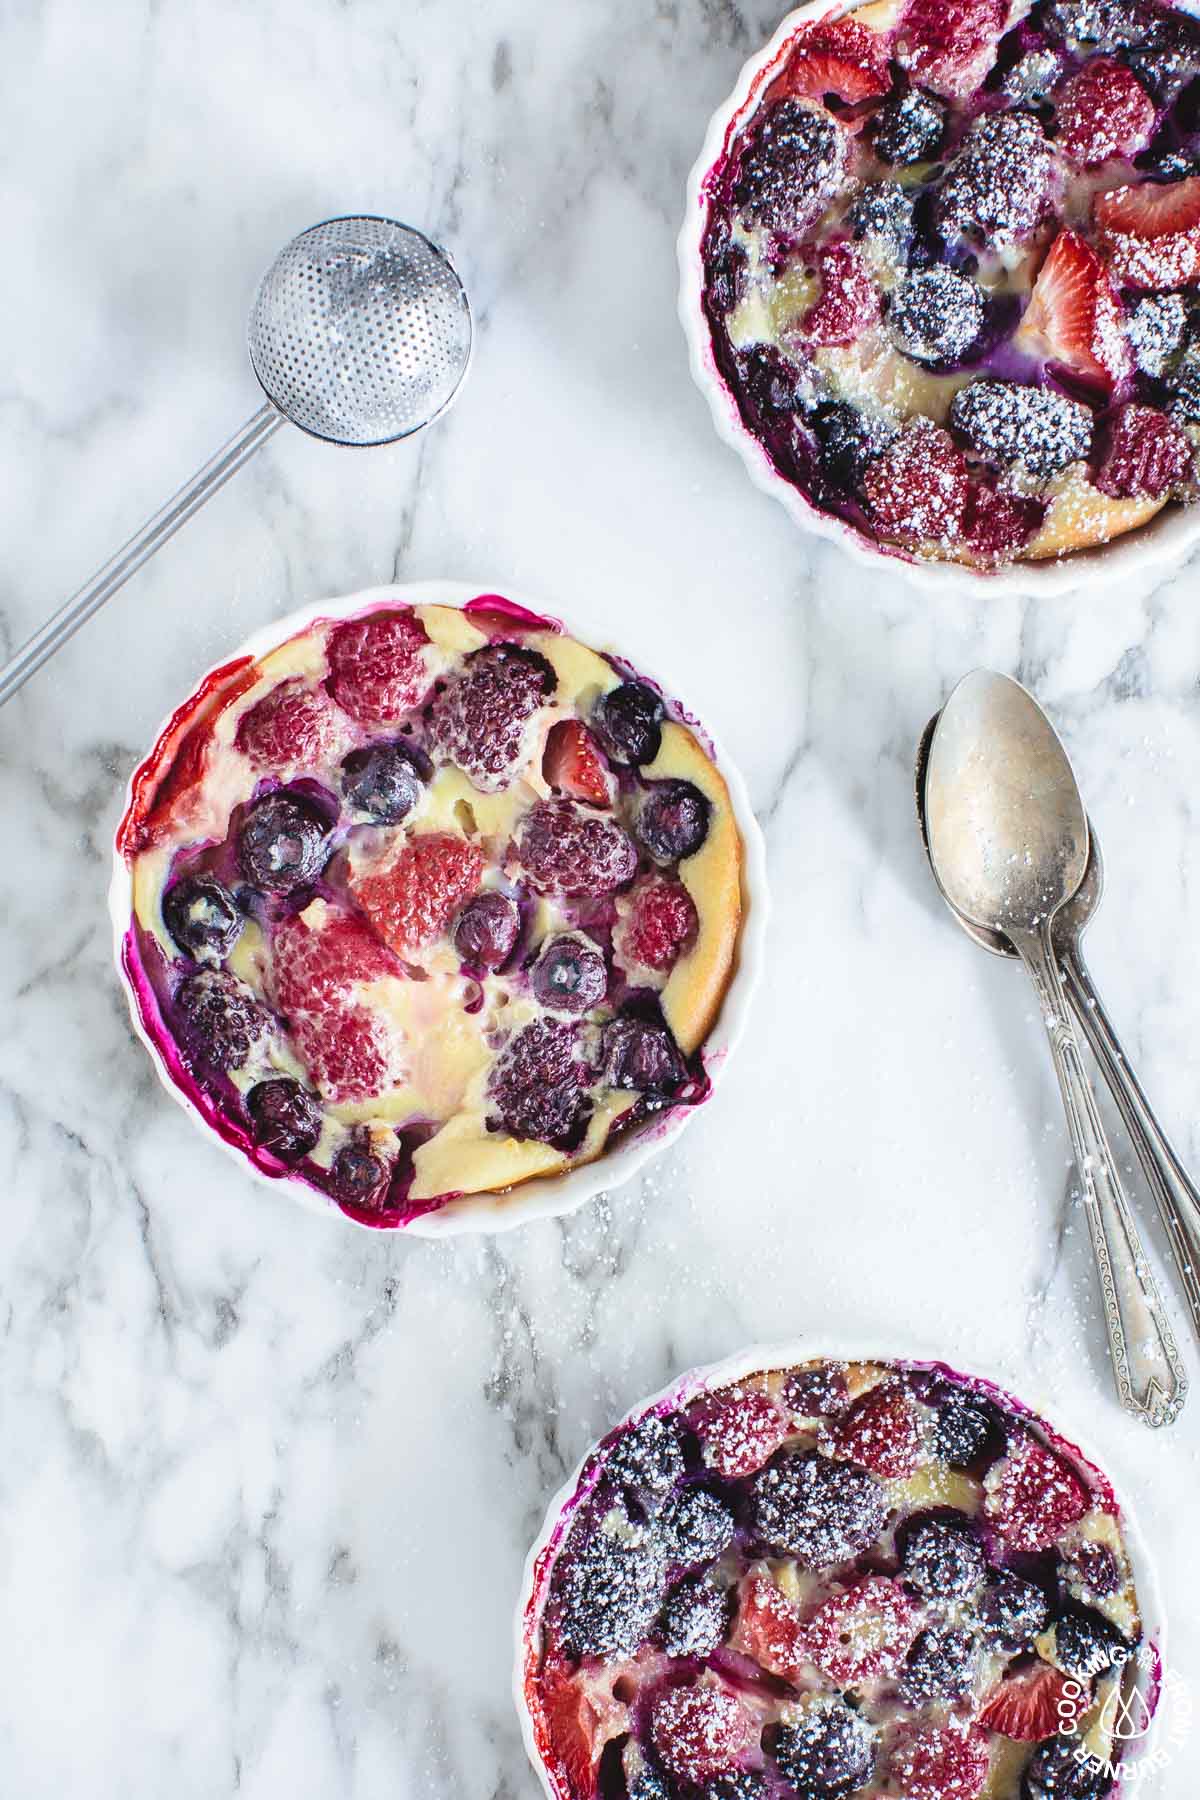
555, 1504, 668, 1658
814, 402, 898, 490
246, 1078, 322, 1162
749, 1451, 887, 1568
1064, 1539, 1123, 1600
658, 1574, 733, 1658
888, 269, 986, 367
705, 1777, 767, 1800
608, 1413, 687, 1507
900, 1517, 987, 1601
176, 969, 271, 1071
340, 740, 427, 823
594, 682, 665, 767
1053, 1608, 1130, 1679
624, 1747, 673, 1800
901, 1625, 981, 1704
163, 876, 243, 961
872, 88, 946, 165
661, 1486, 736, 1568
735, 343, 825, 425
773, 1698, 879, 1798
848, 182, 914, 257
532, 934, 608, 1015
933, 1394, 1004, 1468
636, 781, 710, 863
330, 1137, 387, 1205
980, 1570, 1052, 1652
784, 1361, 850, 1418
237, 793, 331, 894
1000, 49, 1067, 104
454, 891, 521, 968
950, 381, 1093, 479
600, 1016, 686, 1096
1023, 1736, 1114, 1800
732, 97, 848, 237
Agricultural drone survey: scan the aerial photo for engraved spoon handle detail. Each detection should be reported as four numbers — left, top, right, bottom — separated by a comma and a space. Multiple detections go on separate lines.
1060, 943, 1200, 1349
1009, 923, 1188, 1429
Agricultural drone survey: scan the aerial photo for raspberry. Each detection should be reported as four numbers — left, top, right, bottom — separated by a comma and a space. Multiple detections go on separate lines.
350, 831, 485, 957
887, 1721, 991, 1800
649, 1680, 759, 1786
426, 642, 556, 791
1095, 403, 1194, 500
804, 1577, 919, 1685
802, 244, 881, 348
833, 1379, 924, 1479
272, 908, 406, 1103
326, 609, 431, 723
1053, 58, 1155, 167
729, 1571, 808, 1683
615, 877, 698, 976
862, 419, 971, 549
693, 1387, 789, 1478
731, 98, 849, 238
898, 0, 1007, 101
176, 969, 272, 1071
984, 1432, 1091, 1552
487, 1016, 588, 1147
516, 800, 637, 897
235, 678, 349, 771
963, 485, 1045, 562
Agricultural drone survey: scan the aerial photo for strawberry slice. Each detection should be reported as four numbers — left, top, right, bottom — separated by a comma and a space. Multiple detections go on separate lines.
1095, 176, 1200, 290
804, 1577, 919, 1686
694, 1386, 790, 1478
802, 243, 882, 347
834, 1379, 924, 1478
540, 1666, 630, 1800
777, 16, 892, 105
984, 1432, 1091, 1553
542, 719, 613, 806
350, 832, 485, 958
980, 1663, 1085, 1742
1053, 59, 1155, 169
888, 1720, 991, 1800
729, 1571, 810, 1683
897, 0, 1007, 102
1015, 229, 1131, 393
650, 1678, 760, 1786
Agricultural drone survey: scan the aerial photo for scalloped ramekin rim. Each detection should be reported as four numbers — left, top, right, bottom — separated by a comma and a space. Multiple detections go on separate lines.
676, 0, 1200, 599
109, 580, 769, 1240
513, 1333, 1166, 1798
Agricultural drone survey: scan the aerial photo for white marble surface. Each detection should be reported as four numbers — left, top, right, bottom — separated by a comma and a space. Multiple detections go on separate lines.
2, 2, 1199, 1794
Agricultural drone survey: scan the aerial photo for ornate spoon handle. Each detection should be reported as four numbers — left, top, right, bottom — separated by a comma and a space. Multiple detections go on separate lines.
1060, 944, 1200, 1349
1009, 923, 1188, 1428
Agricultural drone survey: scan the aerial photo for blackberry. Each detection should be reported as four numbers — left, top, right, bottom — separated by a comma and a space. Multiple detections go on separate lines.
1023, 1735, 1114, 1799
935, 113, 1057, 249
658, 1575, 733, 1658
980, 1570, 1052, 1652
607, 1412, 687, 1507
1043, 0, 1160, 53
732, 97, 848, 236
661, 1486, 736, 1568
705, 1777, 767, 1800
517, 800, 638, 897
176, 969, 272, 1071
163, 875, 243, 962
487, 1017, 588, 1148
950, 381, 1093, 479
555, 1505, 667, 1658
773, 1698, 879, 1798
748, 1451, 887, 1568
814, 403, 899, 489
901, 1625, 982, 1705
872, 88, 946, 166
426, 643, 556, 792
1167, 357, 1200, 423
899, 1516, 986, 1600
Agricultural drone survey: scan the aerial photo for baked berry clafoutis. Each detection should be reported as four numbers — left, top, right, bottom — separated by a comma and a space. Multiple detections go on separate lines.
698, 0, 1200, 568
521, 1357, 1152, 1800
116, 595, 742, 1226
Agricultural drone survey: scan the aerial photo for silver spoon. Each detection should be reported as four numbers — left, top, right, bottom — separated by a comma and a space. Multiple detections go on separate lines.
924, 670, 1187, 1428
0, 215, 472, 707
917, 715, 1200, 1353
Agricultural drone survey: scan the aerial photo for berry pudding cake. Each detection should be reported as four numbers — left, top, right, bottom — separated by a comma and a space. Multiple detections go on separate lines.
692, 0, 1200, 569
519, 1354, 1156, 1800
115, 591, 745, 1228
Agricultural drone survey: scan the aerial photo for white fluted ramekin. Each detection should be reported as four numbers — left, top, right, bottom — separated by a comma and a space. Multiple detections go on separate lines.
677, 0, 1200, 596
109, 581, 768, 1238
515, 1336, 1165, 1796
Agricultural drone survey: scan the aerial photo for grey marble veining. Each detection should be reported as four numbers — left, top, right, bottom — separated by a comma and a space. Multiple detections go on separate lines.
2, 1, 1199, 1794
